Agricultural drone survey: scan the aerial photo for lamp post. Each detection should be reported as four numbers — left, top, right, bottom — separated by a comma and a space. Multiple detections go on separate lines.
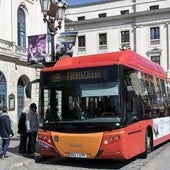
39, 0, 67, 62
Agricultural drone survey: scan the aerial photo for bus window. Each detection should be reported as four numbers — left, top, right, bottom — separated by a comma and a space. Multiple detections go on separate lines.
43, 89, 60, 123
82, 96, 118, 118
41, 82, 120, 123
165, 81, 170, 115
138, 73, 169, 118
124, 70, 144, 123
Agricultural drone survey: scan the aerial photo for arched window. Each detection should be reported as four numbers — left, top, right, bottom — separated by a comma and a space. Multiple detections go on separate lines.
17, 75, 30, 119
17, 8, 26, 47
0, 72, 7, 107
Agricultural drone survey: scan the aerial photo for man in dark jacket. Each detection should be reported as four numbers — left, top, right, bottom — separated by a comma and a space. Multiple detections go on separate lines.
0, 106, 14, 159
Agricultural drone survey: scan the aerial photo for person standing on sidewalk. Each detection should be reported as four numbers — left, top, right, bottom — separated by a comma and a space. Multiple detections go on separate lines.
26, 103, 39, 155
17, 107, 28, 154
0, 106, 14, 159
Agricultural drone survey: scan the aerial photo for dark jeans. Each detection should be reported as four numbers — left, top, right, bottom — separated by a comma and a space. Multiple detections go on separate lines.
19, 133, 27, 154
1, 138, 10, 156
27, 132, 37, 154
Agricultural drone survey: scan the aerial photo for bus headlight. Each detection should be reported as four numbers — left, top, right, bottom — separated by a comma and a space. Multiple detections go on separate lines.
39, 141, 50, 149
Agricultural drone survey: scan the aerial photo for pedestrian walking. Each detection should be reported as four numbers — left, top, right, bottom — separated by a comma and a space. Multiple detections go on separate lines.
26, 103, 39, 155
0, 106, 14, 159
17, 107, 28, 154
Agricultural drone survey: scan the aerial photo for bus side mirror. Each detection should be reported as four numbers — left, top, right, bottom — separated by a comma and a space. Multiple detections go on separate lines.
25, 79, 40, 98
25, 83, 32, 98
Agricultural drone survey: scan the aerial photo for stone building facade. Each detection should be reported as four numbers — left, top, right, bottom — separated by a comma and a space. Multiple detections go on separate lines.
0, 0, 46, 124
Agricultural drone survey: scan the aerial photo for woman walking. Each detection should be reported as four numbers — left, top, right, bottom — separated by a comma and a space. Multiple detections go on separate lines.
18, 107, 28, 154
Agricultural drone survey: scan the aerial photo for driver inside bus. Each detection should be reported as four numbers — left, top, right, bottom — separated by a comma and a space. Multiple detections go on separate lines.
85, 101, 97, 118
44, 103, 60, 123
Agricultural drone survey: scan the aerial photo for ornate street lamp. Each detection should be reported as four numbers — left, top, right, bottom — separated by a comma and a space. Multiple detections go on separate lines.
39, 0, 67, 62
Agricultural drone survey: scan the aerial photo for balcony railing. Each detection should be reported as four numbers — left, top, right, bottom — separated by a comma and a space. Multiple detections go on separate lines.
150, 39, 160, 45
0, 39, 27, 61
78, 46, 86, 52
99, 44, 107, 50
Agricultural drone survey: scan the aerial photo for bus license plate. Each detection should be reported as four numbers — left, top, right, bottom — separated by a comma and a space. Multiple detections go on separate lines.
68, 152, 87, 158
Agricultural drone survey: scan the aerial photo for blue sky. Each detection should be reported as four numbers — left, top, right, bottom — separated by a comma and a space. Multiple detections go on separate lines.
66, 0, 104, 6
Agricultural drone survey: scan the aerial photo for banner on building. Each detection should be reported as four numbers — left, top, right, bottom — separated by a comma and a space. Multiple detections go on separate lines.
27, 34, 47, 65
56, 31, 77, 59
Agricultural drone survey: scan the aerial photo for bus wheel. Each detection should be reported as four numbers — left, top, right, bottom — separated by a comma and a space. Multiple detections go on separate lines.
139, 130, 152, 159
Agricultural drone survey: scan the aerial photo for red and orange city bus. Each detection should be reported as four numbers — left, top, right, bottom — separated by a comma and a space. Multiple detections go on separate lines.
28, 49, 170, 160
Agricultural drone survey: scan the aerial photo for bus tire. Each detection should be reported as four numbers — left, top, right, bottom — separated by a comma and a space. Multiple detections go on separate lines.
139, 129, 152, 159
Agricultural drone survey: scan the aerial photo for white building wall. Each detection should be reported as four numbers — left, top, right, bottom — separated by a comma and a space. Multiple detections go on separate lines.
0, 0, 12, 40
135, 0, 169, 12
65, 0, 170, 73
135, 26, 145, 55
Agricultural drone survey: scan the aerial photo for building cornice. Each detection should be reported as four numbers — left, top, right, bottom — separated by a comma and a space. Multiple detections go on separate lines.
0, 39, 43, 69
65, 7, 170, 30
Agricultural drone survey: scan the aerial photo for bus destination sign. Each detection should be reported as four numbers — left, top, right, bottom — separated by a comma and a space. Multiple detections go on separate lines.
50, 69, 102, 83
42, 66, 117, 85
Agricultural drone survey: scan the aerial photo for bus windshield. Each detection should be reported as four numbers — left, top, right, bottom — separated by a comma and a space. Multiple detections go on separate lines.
40, 66, 122, 132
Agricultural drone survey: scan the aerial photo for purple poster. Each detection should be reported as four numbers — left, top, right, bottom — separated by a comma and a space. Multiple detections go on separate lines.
27, 34, 47, 65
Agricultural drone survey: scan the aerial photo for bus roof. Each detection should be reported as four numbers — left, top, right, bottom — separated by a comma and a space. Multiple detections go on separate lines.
42, 49, 167, 79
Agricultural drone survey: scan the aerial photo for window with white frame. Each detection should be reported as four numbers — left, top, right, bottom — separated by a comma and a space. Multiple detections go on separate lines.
121, 30, 130, 49
98, 13, 107, 18
98, 33, 107, 50
151, 55, 160, 65
17, 7, 26, 47
149, 5, 159, 10
150, 27, 160, 45
77, 16, 85, 21
78, 35, 86, 52
120, 10, 129, 15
